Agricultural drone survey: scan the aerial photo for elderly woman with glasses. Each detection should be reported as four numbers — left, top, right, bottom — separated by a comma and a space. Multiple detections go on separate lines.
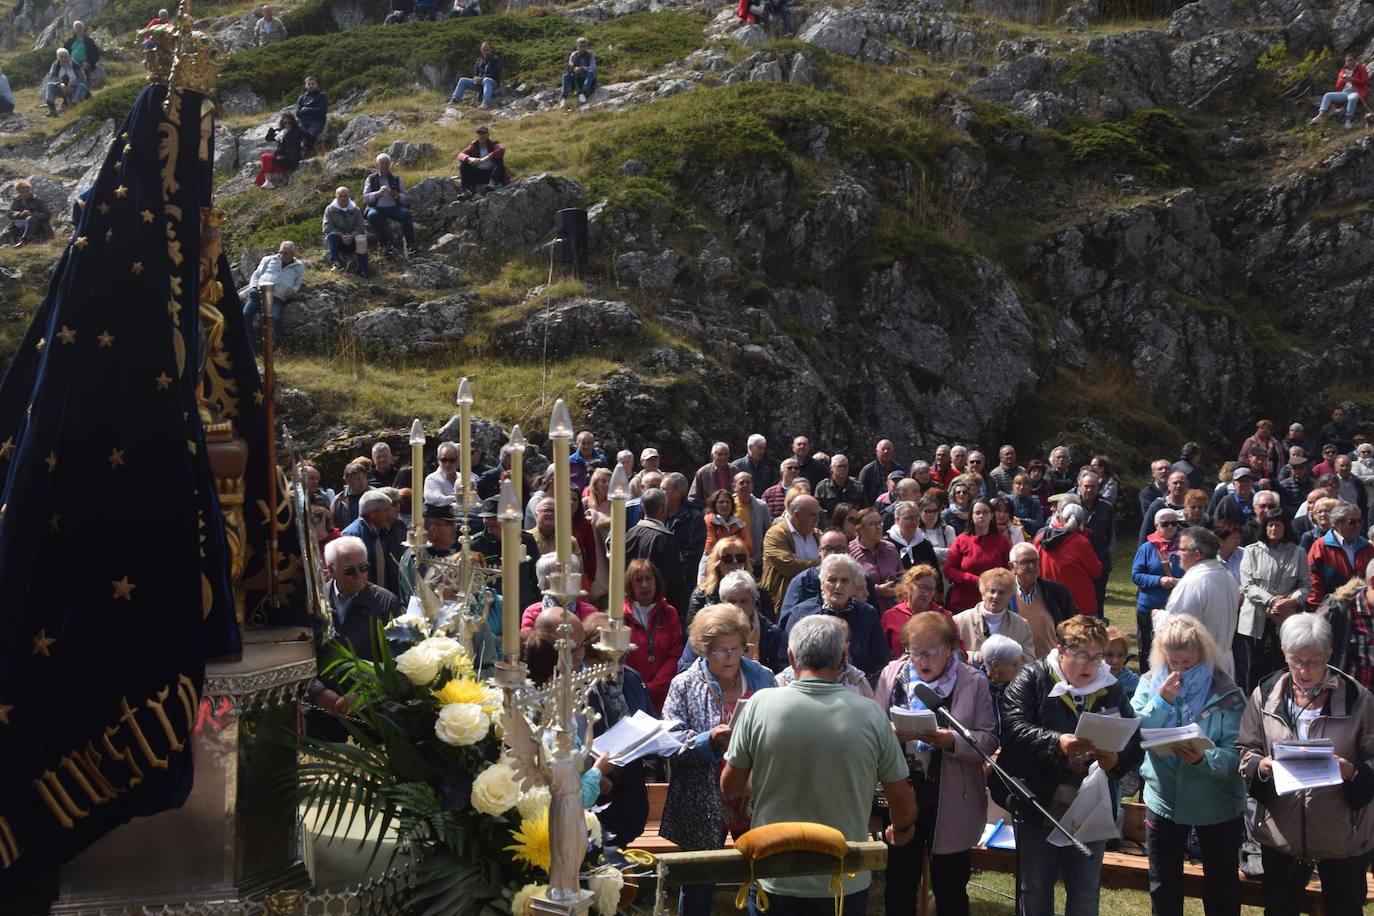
997, 615, 1144, 916
678, 569, 784, 672
687, 536, 776, 626
881, 564, 958, 659
782, 553, 886, 679
661, 603, 777, 916
875, 611, 997, 916
1238, 613, 1374, 916
851, 507, 902, 611
1131, 507, 1184, 663
917, 495, 958, 567
1131, 614, 1246, 916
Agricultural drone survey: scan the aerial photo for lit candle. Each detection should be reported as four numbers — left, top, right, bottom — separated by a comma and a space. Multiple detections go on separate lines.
509, 424, 526, 512
456, 377, 473, 508
549, 399, 573, 570
607, 464, 629, 621
408, 418, 425, 528
498, 479, 522, 659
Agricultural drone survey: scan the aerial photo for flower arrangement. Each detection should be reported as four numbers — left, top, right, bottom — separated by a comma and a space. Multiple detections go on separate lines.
296, 600, 628, 916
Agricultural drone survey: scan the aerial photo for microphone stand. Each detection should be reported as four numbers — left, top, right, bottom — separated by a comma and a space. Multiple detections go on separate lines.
910, 683, 1091, 916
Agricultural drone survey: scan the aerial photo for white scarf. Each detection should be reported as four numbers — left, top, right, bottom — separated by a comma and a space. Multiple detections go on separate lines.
977, 601, 1008, 634
1045, 647, 1116, 700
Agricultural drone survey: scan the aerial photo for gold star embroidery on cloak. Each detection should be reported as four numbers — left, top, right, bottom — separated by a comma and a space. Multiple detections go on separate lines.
155, 372, 173, 390
114, 185, 128, 198
112, 576, 135, 601
141, 210, 154, 223
97, 201, 110, 215
31, 629, 55, 657
0, 438, 12, 460
34, 338, 45, 352
253, 391, 265, 405
123, 144, 133, 155
49, 513, 59, 533
73, 236, 88, 249
131, 262, 143, 275
98, 331, 114, 347
108, 449, 124, 468
0, 703, 11, 726
45, 452, 57, 472
56, 326, 76, 344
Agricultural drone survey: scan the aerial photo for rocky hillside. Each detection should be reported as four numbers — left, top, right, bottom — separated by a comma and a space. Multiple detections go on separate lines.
1, 0, 1372, 478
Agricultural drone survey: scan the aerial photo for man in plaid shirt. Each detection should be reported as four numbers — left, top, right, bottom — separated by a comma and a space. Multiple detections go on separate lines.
1318, 558, 1374, 687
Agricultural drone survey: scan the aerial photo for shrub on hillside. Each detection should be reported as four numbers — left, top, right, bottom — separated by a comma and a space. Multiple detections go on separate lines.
218, 11, 704, 105
1066, 109, 1199, 184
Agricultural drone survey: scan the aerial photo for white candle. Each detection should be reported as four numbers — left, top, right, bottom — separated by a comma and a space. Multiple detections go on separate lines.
498, 479, 521, 659
509, 423, 526, 513
549, 400, 573, 570
607, 464, 629, 621
408, 418, 425, 529
456, 377, 473, 508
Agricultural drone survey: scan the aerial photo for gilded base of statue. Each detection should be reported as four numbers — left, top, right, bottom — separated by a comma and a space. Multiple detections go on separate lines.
52, 630, 315, 913
530, 887, 595, 916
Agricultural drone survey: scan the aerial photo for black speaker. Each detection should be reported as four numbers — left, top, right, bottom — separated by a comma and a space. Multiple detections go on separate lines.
554, 207, 588, 265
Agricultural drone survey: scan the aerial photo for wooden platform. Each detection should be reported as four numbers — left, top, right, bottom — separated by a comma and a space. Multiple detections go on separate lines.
629, 785, 1374, 913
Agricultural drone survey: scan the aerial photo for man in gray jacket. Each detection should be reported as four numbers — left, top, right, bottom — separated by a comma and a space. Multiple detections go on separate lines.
322, 186, 369, 276
362, 153, 416, 256
241, 240, 306, 347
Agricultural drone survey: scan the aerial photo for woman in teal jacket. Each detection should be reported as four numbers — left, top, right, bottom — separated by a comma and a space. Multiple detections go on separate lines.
1131, 613, 1246, 916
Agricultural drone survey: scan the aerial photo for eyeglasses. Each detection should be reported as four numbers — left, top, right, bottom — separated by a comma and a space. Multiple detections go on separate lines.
709, 645, 746, 659
1286, 656, 1327, 671
1064, 649, 1106, 664
1158, 521, 1178, 528
338, 562, 371, 576
907, 647, 948, 661
721, 553, 749, 564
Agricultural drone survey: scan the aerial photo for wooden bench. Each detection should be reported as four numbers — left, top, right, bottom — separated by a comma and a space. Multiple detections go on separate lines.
632, 787, 1373, 913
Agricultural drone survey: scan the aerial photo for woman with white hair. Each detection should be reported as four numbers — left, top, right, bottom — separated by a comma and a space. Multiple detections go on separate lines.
781, 553, 886, 679
976, 632, 1025, 729
1238, 613, 1374, 916
1034, 501, 1103, 616
1130, 614, 1245, 916
43, 46, 88, 116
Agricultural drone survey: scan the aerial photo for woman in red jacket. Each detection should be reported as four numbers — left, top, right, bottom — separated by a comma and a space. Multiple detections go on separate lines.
1034, 501, 1104, 616
623, 558, 685, 711
942, 500, 1012, 612
1312, 53, 1369, 127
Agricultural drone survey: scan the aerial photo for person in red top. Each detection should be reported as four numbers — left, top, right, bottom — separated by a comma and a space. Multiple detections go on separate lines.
1034, 501, 1105, 616
880, 563, 963, 659
623, 558, 685, 711
456, 125, 509, 193
930, 444, 957, 489
942, 500, 1013, 612
1312, 54, 1369, 128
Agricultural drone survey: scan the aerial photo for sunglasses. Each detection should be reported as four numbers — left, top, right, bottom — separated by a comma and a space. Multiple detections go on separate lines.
338, 562, 371, 576
1158, 521, 1178, 528
721, 553, 749, 564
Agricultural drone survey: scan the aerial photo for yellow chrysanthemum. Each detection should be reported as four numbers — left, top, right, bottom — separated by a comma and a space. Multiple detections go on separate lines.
506, 808, 552, 873
433, 677, 486, 707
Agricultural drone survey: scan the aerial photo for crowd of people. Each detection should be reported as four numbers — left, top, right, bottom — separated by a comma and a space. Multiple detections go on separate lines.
303, 412, 1374, 916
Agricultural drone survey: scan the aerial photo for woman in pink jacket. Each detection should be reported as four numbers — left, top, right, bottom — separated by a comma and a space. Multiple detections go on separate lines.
874, 611, 997, 916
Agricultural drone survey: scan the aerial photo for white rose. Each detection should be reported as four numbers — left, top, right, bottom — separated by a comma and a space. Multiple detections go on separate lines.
434, 702, 490, 746
418, 635, 464, 669
512, 883, 547, 916
385, 612, 427, 632
471, 763, 522, 816
585, 811, 603, 847
516, 785, 551, 820
589, 867, 624, 916
395, 644, 442, 686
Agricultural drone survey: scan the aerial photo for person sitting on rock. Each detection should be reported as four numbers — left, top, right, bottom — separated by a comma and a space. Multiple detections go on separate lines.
735, 0, 762, 24
254, 112, 306, 189
322, 186, 370, 277
449, 41, 501, 109
295, 75, 328, 154
450, 0, 480, 16
254, 5, 288, 45
2, 180, 51, 248
456, 125, 508, 194
362, 153, 417, 257
63, 21, 102, 88
0, 70, 13, 115
561, 37, 597, 106
384, 0, 412, 23
140, 9, 171, 49
1311, 53, 1368, 129
43, 48, 88, 117
242, 240, 306, 348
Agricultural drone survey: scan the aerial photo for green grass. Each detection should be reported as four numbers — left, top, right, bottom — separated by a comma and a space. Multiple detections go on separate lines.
218, 10, 706, 106
1066, 109, 1203, 185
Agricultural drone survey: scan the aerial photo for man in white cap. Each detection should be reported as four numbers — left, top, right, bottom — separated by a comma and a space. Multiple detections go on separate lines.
629, 446, 660, 497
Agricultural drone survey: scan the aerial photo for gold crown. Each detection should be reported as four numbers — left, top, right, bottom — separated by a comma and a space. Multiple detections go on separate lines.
143, 1, 221, 95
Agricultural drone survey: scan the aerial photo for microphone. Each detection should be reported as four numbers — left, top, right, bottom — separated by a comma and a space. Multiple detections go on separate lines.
912, 683, 968, 739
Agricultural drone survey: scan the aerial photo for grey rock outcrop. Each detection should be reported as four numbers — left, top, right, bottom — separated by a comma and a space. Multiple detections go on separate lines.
493, 298, 642, 358
343, 294, 474, 353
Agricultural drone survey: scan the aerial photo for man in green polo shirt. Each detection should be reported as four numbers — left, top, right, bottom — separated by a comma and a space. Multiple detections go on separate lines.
722, 615, 915, 915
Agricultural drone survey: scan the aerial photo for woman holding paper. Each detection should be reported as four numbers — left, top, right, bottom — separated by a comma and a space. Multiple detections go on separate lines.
660, 604, 776, 916
1237, 613, 1374, 916
996, 614, 1144, 916
874, 611, 997, 916
1130, 614, 1245, 916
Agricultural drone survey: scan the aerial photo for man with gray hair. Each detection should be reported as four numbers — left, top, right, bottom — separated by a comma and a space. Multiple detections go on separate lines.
763, 494, 822, 609
1164, 527, 1241, 675
1308, 502, 1374, 609
625, 487, 688, 620
781, 553, 885, 677
721, 614, 916, 916
858, 439, 899, 505
363, 152, 417, 256
322, 185, 369, 276
241, 241, 304, 348
369, 440, 404, 489
662, 471, 705, 588
815, 453, 864, 520
689, 441, 733, 507
341, 489, 401, 594
731, 432, 778, 494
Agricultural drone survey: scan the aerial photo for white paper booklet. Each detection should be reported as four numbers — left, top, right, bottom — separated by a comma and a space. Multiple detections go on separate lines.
1074, 711, 1141, 753
1140, 723, 1216, 754
1272, 740, 1342, 796
890, 707, 938, 733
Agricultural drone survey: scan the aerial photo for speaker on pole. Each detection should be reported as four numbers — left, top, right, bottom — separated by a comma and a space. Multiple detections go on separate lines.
554, 207, 588, 267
